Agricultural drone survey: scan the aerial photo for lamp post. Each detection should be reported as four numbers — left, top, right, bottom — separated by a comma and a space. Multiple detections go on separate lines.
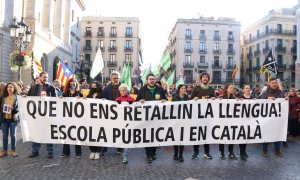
9, 17, 32, 81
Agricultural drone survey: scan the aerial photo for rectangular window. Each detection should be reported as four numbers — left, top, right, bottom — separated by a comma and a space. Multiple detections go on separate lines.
111, 27, 116, 35
256, 58, 260, 67
265, 25, 269, 34
277, 55, 283, 65
86, 27, 91, 36
293, 40, 297, 47
227, 71, 233, 79
126, 27, 132, 36
125, 54, 131, 62
200, 56, 205, 63
110, 40, 116, 48
98, 27, 104, 36
85, 54, 91, 65
214, 31, 219, 38
256, 43, 260, 51
213, 71, 221, 81
228, 57, 233, 65
214, 56, 219, 66
185, 42, 191, 49
185, 29, 191, 38
199, 42, 206, 50
228, 44, 233, 50
265, 40, 269, 48
214, 43, 219, 50
293, 25, 297, 34
185, 55, 191, 63
85, 40, 91, 48
125, 40, 132, 48
110, 54, 116, 62
200, 30, 206, 40
277, 39, 283, 47
277, 24, 282, 33
249, 59, 252, 67
228, 31, 233, 38
257, 30, 260, 38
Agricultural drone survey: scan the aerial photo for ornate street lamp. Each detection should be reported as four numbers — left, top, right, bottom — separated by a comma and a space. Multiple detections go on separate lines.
9, 17, 32, 81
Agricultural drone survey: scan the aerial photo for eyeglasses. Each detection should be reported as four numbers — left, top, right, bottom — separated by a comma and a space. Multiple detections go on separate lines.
113, 78, 119, 80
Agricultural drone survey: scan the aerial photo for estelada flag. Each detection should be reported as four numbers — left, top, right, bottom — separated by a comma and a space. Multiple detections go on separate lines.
56, 60, 75, 87
231, 66, 238, 79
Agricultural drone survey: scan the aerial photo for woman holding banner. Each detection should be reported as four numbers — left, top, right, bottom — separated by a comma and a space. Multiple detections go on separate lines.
219, 83, 237, 160
0, 82, 20, 158
172, 84, 189, 162
87, 81, 104, 160
60, 78, 83, 158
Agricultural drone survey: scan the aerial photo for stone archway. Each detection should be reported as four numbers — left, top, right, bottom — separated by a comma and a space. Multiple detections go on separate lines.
53, 56, 60, 80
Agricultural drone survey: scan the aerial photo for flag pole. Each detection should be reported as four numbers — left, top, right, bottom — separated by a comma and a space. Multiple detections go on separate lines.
101, 72, 104, 86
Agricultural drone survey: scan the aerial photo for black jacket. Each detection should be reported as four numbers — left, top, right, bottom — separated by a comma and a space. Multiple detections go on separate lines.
28, 83, 57, 97
172, 93, 189, 102
136, 85, 167, 101
0, 95, 19, 121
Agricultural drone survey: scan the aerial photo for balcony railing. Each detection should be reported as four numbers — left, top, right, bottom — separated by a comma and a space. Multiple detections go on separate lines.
96, 46, 105, 52
198, 48, 207, 54
290, 64, 295, 70
213, 49, 221, 54
124, 61, 133, 67
125, 33, 133, 37
185, 35, 192, 39
213, 36, 220, 41
184, 48, 193, 53
110, 32, 117, 37
227, 35, 234, 41
277, 64, 286, 70
212, 63, 222, 69
227, 49, 235, 55
291, 47, 297, 54
199, 35, 206, 41
97, 31, 104, 37
85, 31, 92, 37
183, 62, 194, 68
275, 46, 286, 53
254, 50, 261, 56
108, 46, 117, 52
226, 64, 235, 70
247, 53, 253, 59
83, 46, 92, 51
124, 47, 133, 52
263, 47, 270, 54
107, 61, 118, 67
197, 62, 209, 68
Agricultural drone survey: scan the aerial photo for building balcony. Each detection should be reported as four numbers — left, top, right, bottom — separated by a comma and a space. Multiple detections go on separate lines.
263, 47, 270, 54
110, 33, 117, 37
185, 35, 192, 39
85, 31, 92, 37
107, 61, 118, 67
124, 61, 133, 67
247, 53, 253, 59
213, 49, 221, 54
212, 79, 222, 83
198, 48, 207, 54
275, 46, 286, 53
184, 48, 193, 53
212, 63, 222, 69
199, 35, 206, 41
290, 64, 295, 71
96, 46, 105, 52
125, 33, 133, 37
97, 32, 105, 37
277, 64, 286, 70
124, 47, 133, 52
291, 47, 297, 54
108, 46, 117, 52
213, 36, 221, 41
226, 64, 235, 70
227, 35, 234, 41
254, 50, 261, 56
227, 49, 235, 55
197, 62, 209, 68
83, 46, 92, 51
183, 62, 194, 68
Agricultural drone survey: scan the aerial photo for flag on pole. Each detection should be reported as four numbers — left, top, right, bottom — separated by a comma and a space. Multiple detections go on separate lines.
166, 71, 175, 87
123, 64, 132, 92
90, 43, 104, 79
31, 52, 43, 79
159, 53, 171, 71
121, 64, 128, 83
141, 64, 152, 85
56, 60, 76, 87
175, 76, 185, 88
231, 66, 238, 79
161, 76, 167, 83
261, 49, 278, 74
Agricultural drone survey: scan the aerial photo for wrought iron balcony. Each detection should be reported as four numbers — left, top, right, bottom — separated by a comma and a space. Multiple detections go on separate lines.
107, 61, 118, 67
185, 35, 192, 39
275, 46, 286, 53
254, 50, 261, 56
110, 32, 117, 37
290, 64, 295, 70
96, 46, 105, 52
212, 63, 222, 69
125, 33, 133, 37
227, 35, 234, 41
213, 49, 221, 54
291, 47, 297, 54
277, 64, 286, 70
184, 48, 193, 53
108, 46, 117, 52
226, 64, 235, 70
198, 48, 207, 54
197, 62, 209, 68
227, 49, 235, 55
83, 46, 92, 51
247, 53, 253, 59
124, 47, 133, 52
97, 31, 104, 37
213, 36, 221, 41
199, 35, 206, 41
124, 61, 133, 67
183, 62, 194, 68
85, 31, 92, 37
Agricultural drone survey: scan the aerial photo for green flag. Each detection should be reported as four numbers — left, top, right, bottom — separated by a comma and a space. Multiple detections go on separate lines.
90, 42, 104, 79
175, 76, 185, 88
161, 76, 167, 83
121, 64, 128, 83
159, 53, 171, 69
141, 64, 152, 85
166, 71, 175, 86
123, 64, 132, 92
162, 60, 171, 71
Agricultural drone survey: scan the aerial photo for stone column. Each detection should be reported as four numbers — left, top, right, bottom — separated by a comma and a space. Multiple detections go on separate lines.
295, 7, 300, 89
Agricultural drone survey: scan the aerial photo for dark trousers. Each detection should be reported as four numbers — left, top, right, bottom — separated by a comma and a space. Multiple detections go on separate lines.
101, 147, 108, 153
219, 144, 234, 154
239, 144, 247, 155
174, 146, 184, 156
89, 146, 101, 153
288, 118, 300, 136
62, 144, 82, 155
263, 142, 281, 153
193, 144, 210, 154
145, 147, 156, 158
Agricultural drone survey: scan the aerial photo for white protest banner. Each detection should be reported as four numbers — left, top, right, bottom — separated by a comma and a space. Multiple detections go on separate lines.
18, 96, 288, 148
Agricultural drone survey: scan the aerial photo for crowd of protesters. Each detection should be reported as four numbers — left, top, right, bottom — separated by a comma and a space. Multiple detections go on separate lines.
0, 70, 300, 164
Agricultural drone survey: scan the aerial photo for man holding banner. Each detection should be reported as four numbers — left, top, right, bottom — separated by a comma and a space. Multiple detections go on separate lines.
136, 73, 167, 163
260, 77, 285, 157
191, 73, 215, 160
27, 72, 57, 158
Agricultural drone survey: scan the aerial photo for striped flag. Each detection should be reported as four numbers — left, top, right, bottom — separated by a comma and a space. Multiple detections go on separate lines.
56, 60, 75, 87
31, 52, 43, 79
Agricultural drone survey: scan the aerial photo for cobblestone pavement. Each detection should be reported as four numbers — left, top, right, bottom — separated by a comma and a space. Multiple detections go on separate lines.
0, 126, 300, 180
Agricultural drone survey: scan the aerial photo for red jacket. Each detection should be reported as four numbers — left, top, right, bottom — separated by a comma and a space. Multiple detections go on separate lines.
289, 95, 300, 119
115, 94, 135, 103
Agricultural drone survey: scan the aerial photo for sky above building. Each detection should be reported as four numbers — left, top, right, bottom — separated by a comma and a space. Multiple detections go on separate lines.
84, 0, 297, 69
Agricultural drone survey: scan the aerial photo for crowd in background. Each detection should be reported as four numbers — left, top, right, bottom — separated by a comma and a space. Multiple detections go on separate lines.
0, 71, 300, 164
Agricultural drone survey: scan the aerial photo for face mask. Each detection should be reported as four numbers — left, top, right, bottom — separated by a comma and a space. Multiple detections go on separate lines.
69, 85, 75, 90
